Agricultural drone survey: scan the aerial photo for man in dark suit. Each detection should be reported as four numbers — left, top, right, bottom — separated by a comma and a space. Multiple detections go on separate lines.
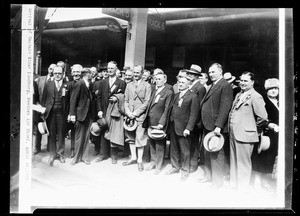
185, 64, 206, 173
69, 68, 93, 165
198, 63, 233, 189
142, 73, 173, 175
33, 63, 56, 155
96, 61, 126, 164
41, 66, 69, 166
65, 64, 82, 158
165, 76, 199, 181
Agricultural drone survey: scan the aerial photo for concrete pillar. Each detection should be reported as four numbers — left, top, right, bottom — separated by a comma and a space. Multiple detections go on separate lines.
124, 8, 148, 69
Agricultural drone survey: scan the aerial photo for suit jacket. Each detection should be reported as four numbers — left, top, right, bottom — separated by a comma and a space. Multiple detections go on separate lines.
200, 78, 233, 133
69, 79, 93, 122
124, 80, 152, 122
65, 79, 79, 114
228, 88, 268, 143
96, 77, 126, 116
36, 75, 49, 103
189, 80, 206, 130
170, 90, 199, 136
41, 79, 69, 120
142, 86, 173, 131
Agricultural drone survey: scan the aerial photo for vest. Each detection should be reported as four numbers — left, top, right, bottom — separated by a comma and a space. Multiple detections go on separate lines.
53, 86, 63, 109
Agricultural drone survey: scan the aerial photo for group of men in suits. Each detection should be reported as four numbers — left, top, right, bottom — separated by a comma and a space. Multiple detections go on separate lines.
34, 60, 271, 190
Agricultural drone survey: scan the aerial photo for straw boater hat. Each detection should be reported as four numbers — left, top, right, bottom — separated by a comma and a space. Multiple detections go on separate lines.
123, 117, 138, 131
185, 64, 202, 75
264, 78, 279, 91
203, 131, 224, 152
147, 127, 166, 140
38, 121, 49, 135
223, 72, 236, 83
257, 135, 270, 154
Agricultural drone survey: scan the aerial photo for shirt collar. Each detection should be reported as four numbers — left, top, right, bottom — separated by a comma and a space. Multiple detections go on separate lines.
83, 78, 89, 88
189, 79, 199, 89
179, 88, 188, 97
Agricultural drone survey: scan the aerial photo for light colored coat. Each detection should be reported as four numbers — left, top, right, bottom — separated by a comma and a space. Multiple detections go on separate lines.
124, 80, 152, 122
228, 88, 268, 143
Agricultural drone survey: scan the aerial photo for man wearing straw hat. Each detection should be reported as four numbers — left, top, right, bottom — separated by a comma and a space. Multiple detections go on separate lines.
185, 64, 206, 174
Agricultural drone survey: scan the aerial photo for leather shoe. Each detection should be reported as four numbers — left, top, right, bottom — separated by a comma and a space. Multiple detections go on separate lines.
33, 149, 41, 155
180, 173, 189, 182
165, 168, 180, 175
138, 163, 144, 172
111, 157, 118, 164
95, 156, 108, 163
48, 157, 54, 167
122, 159, 137, 166
145, 164, 156, 171
59, 156, 65, 163
197, 177, 210, 183
69, 150, 75, 158
189, 166, 198, 173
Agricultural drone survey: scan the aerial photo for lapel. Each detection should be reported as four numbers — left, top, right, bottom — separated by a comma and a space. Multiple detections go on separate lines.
235, 88, 253, 109
150, 86, 167, 108
81, 79, 91, 99
190, 81, 200, 93
135, 80, 145, 93
203, 78, 224, 102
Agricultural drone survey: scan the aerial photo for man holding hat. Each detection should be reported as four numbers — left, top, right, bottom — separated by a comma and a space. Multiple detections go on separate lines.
33, 63, 56, 155
165, 76, 199, 181
185, 64, 206, 173
198, 63, 233, 189
69, 68, 93, 165
96, 61, 126, 164
142, 72, 173, 175
65, 64, 82, 158
228, 72, 268, 192
40, 66, 69, 166
122, 65, 152, 172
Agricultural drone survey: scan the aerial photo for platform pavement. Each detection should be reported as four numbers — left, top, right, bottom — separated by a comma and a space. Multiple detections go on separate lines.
30, 134, 280, 210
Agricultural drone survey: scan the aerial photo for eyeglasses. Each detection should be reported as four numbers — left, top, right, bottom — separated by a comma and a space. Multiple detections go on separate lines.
107, 67, 115, 69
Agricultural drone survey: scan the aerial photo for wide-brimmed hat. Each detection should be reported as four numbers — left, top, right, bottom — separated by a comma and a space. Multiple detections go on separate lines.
38, 121, 49, 135
203, 131, 224, 152
90, 122, 101, 136
123, 117, 138, 131
258, 135, 270, 154
264, 78, 279, 91
147, 127, 166, 140
185, 64, 202, 75
223, 72, 236, 83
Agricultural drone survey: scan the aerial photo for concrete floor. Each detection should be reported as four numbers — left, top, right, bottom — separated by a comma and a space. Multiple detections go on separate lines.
29, 134, 283, 211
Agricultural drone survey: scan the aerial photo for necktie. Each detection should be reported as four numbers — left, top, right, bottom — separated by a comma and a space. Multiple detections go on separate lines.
56, 81, 61, 91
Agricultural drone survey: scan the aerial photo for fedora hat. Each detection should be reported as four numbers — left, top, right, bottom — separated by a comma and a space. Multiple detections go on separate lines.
90, 122, 101, 136
147, 127, 166, 140
185, 64, 202, 75
203, 131, 224, 152
123, 117, 138, 131
223, 72, 236, 83
257, 135, 270, 154
38, 121, 49, 135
